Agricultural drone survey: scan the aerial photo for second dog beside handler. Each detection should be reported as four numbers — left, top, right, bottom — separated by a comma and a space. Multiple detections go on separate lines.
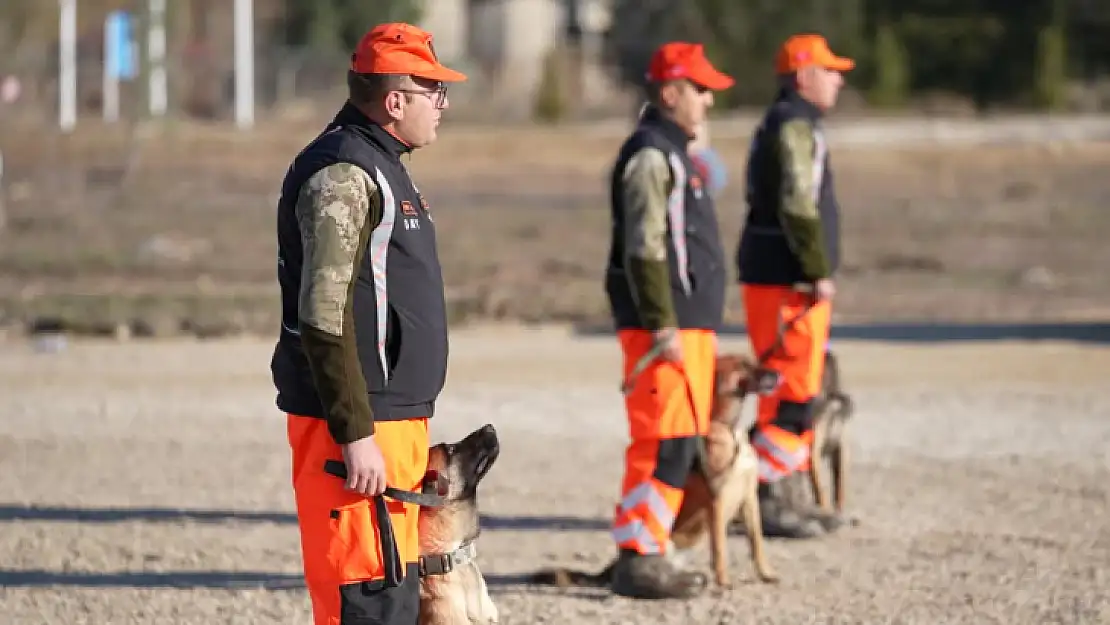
603, 41, 734, 600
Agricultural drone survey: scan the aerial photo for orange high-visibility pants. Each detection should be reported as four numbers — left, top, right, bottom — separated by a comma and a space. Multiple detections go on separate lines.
742, 284, 831, 483
287, 414, 429, 625
612, 328, 716, 555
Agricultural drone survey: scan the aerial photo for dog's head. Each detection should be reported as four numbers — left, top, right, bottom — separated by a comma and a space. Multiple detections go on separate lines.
426, 423, 500, 504
711, 353, 757, 429
419, 424, 500, 554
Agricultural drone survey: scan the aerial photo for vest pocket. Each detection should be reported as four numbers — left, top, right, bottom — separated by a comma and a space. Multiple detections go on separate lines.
384, 305, 402, 382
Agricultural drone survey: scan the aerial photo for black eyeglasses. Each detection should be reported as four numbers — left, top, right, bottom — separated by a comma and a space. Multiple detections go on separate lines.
398, 85, 448, 109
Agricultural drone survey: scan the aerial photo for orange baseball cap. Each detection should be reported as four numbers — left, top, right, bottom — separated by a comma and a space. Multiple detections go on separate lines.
775, 34, 855, 74
350, 22, 467, 83
646, 42, 734, 91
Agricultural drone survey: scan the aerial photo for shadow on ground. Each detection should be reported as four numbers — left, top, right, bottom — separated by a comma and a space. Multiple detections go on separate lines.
574, 321, 1110, 344
0, 503, 608, 532
0, 569, 305, 589
0, 569, 597, 592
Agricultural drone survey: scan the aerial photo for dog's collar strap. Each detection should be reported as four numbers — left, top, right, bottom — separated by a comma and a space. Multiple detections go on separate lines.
419, 541, 477, 578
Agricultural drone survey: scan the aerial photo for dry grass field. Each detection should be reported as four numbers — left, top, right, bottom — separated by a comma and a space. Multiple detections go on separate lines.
1, 113, 1109, 336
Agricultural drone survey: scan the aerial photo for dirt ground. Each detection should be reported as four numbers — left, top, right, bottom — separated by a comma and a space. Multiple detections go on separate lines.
1, 115, 1109, 335
1, 327, 1108, 624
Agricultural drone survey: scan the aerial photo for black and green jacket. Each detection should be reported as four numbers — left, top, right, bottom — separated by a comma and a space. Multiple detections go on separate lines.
737, 88, 842, 285
604, 106, 727, 331
271, 103, 448, 445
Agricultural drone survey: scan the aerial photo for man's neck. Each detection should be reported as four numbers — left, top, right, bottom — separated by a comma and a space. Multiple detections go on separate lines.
350, 101, 412, 148
643, 104, 694, 140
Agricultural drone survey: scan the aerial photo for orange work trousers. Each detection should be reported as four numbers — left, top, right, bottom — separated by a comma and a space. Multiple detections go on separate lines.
612, 328, 716, 555
287, 414, 428, 625
742, 284, 831, 483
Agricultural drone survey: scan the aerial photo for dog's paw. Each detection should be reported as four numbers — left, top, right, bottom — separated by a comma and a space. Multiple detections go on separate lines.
709, 582, 734, 596
758, 571, 780, 585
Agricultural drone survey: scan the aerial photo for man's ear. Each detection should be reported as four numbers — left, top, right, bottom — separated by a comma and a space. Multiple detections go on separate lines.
658, 81, 680, 108
383, 91, 405, 121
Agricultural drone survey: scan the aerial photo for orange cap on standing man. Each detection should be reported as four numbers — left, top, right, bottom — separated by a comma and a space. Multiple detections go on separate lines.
350, 22, 467, 83
775, 34, 855, 75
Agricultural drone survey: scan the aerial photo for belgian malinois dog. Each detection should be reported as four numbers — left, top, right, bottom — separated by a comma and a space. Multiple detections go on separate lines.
418, 424, 502, 624
808, 350, 854, 513
529, 354, 778, 589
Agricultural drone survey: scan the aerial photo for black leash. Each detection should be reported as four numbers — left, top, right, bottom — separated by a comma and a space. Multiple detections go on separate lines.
320, 459, 453, 584
322, 459, 447, 508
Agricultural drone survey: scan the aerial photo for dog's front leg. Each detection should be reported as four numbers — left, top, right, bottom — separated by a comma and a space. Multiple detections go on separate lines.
707, 496, 731, 588
741, 484, 779, 584
809, 415, 832, 512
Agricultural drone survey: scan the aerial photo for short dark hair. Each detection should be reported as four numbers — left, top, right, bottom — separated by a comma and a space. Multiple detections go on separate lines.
347, 71, 412, 107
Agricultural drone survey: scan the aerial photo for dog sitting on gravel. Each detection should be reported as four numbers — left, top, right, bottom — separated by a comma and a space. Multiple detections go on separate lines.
808, 350, 854, 513
418, 423, 501, 624
529, 353, 778, 589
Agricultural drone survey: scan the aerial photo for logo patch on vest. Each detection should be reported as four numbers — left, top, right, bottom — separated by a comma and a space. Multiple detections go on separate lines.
401, 200, 422, 230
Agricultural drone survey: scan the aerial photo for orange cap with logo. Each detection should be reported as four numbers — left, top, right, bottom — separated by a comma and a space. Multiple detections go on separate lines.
646, 42, 734, 91
775, 34, 855, 74
350, 22, 467, 83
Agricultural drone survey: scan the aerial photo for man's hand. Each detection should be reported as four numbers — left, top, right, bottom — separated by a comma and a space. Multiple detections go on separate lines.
653, 327, 683, 363
341, 436, 387, 497
814, 278, 836, 301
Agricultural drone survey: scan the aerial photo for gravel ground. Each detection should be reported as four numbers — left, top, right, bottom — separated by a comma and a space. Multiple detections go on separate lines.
1, 326, 1108, 624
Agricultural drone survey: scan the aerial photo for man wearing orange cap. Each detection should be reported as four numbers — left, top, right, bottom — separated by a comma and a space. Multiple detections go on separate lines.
603, 41, 733, 599
270, 22, 466, 624
736, 33, 853, 539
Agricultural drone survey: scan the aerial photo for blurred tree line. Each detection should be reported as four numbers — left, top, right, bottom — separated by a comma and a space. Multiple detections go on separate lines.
603, 0, 1110, 111
5, 0, 1109, 116
277, 0, 422, 60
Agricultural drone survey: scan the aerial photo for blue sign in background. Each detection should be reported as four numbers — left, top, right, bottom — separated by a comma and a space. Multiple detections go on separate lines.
106, 11, 138, 81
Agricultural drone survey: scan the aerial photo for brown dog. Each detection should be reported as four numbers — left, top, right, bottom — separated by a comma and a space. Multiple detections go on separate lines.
669, 353, 778, 587
418, 424, 501, 624
529, 353, 778, 589
808, 350, 854, 513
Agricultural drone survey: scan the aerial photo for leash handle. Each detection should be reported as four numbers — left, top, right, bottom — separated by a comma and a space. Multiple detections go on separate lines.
619, 337, 670, 395
755, 286, 820, 366
322, 460, 447, 508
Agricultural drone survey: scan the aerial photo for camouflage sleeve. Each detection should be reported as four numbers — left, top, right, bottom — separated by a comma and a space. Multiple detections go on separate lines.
620, 146, 677, 329
294, 163, 382, 445
777, 118, 831, 280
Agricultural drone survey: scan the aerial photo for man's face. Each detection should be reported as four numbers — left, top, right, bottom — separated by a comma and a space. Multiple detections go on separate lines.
797, 66, 844, 111
383, 76, 449, 148
662, 80, 714, 137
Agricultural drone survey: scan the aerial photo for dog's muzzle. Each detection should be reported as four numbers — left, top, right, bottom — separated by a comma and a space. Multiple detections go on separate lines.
420, 541, 477, 578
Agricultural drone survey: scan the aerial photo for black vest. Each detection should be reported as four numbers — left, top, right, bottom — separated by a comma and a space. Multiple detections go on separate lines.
605, 109, 727, 331
270, 103, 448, 422
737, 89, 842, 285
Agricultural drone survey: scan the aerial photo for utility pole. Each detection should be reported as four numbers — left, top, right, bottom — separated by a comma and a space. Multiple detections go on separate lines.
59, 0, 77, 132
234, 0, 255, 130
148, 0, 168, 117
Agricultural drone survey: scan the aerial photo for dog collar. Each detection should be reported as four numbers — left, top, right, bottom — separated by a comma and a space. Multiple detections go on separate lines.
419, 541, 477, 577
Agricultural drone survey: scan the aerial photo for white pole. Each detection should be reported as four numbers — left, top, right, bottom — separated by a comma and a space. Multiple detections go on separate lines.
234, 0, 255, 130
103, 14, 120, 123
59, 0, 77, 132
148, 0, 167, 117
